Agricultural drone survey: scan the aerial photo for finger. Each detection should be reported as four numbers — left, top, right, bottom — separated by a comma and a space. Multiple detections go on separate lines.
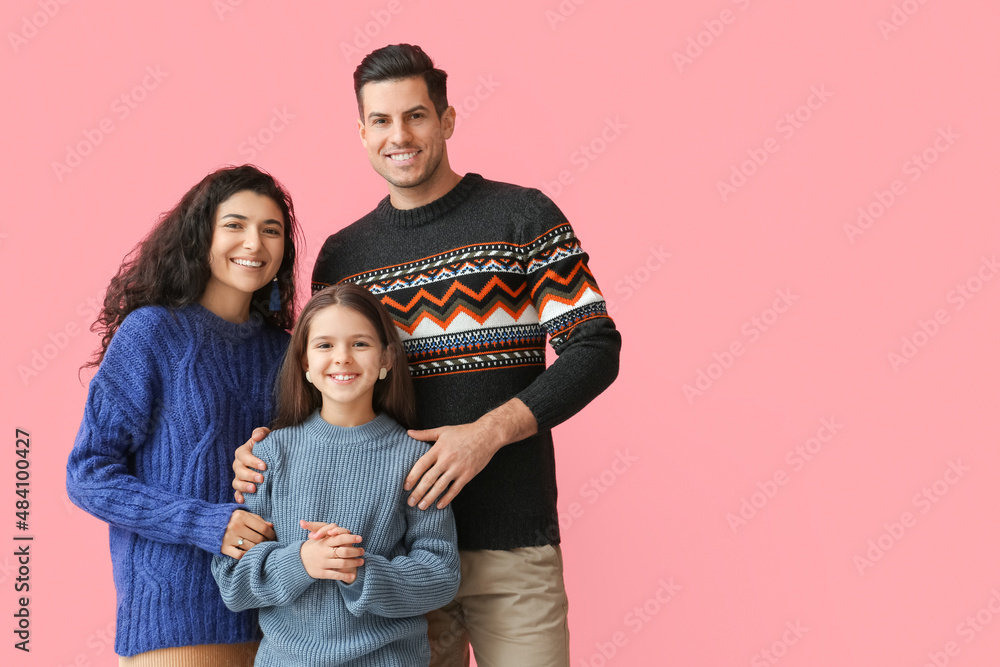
406, 427, 440, 443
314, 570, 357, 583
251, 426, 271, 442
234, 490, 245, 504
300, 520, 341, 539
237, 441, 267, 473
434, 477, 468, 509
408, 461, 445, 506
321, 534, 363, 549
242, 513, 274, 535
416, 473, 454, 510
404, 451, 437, 491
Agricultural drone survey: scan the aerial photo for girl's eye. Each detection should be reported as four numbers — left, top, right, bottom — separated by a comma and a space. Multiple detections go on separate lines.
263, 227, 282, 236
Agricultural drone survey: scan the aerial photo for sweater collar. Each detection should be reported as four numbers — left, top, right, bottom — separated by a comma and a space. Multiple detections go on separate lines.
375, 173, 483, 228
183, 303, 267, 341
303, 411, 399, 446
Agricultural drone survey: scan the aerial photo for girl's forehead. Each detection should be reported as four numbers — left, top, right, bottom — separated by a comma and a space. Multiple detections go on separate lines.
307, 304, 379, 336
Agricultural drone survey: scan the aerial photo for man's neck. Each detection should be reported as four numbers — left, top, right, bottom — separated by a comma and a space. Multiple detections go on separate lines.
388, 168, 463, 210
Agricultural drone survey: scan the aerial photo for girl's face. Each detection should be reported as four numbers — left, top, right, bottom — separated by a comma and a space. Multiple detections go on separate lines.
303, 304, 391, 427
200, 190, 285, 322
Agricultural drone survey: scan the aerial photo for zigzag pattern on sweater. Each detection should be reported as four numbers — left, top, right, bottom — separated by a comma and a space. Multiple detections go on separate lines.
333, 225, 609, 377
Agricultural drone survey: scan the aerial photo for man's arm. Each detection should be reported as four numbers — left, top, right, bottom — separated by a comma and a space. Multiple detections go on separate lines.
404, 189, 621, 510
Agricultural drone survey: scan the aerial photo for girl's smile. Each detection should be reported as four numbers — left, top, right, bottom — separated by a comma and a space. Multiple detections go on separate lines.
304, 305, 390, 427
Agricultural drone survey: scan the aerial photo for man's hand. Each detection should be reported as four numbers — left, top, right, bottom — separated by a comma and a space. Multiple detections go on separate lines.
404, 397, 538, 510
232, 427, 270, 503
404, 423, 501, 510
220, 509, 275, 559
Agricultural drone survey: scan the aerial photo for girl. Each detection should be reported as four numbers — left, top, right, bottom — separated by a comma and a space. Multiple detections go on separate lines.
67, 165, 300, 665
212, 283, 460, 667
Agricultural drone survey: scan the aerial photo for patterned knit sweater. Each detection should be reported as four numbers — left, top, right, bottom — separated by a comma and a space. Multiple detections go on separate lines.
211, 412, 460, 667
312, 173, 622, 550
66, 304, 289, 656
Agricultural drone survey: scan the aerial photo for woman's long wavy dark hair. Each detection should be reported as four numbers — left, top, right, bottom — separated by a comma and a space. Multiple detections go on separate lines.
272, 283, 416, 429
84, 165, 301, 369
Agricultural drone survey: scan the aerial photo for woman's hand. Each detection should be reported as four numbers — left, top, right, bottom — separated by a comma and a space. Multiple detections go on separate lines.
232, 427, 270, 503
220, 509, 276, 559
299, 528, 365, 582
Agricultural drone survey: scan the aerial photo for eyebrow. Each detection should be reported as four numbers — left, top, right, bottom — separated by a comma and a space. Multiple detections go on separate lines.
219, 213, 284, 227
309, 333, 377, 341
367, 104, 429, 121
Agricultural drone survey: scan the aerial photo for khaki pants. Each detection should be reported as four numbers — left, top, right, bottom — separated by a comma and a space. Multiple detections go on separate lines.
427, 545, 570, 667
118, 641, 258, 666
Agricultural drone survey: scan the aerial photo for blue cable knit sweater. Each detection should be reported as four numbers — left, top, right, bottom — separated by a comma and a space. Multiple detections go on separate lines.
212, 411, 460, 667
66, 304, 289, 656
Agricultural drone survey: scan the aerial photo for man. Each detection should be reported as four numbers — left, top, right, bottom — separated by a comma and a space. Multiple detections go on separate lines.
233, 44, 621, 666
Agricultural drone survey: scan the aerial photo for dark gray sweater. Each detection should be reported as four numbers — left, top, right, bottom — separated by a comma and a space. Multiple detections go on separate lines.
313, 174, 621, 550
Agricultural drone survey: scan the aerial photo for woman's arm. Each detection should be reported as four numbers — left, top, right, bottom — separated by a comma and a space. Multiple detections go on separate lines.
65, 310, 243, 554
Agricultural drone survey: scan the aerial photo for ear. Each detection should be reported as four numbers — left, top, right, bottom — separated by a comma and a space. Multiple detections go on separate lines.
380, 346, 394, 373
358, 117, 367, 146
300, 353, 310, 373
441, 106, 456, 140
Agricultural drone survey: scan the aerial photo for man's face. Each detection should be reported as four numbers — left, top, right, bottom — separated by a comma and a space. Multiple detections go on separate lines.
358, 76, 455, 192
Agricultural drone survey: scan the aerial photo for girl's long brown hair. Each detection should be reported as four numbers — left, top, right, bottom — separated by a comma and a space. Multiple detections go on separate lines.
272, 283, 416, 429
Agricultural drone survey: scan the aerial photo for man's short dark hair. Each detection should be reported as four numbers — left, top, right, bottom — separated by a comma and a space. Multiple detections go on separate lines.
354, 44, 449, 119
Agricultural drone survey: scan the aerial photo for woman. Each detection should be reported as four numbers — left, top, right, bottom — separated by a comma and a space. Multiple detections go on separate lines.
67, 165, 299, 665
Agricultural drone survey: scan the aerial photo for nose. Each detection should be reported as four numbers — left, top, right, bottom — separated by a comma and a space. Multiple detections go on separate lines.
243, 228, 261, 251
332, 343, 352, 364
389, 120, 412, 146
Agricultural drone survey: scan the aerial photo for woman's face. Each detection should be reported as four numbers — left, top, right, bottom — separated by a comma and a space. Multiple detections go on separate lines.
199, 190, 285, 320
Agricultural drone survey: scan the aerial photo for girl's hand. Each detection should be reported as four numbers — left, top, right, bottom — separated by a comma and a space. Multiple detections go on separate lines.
300, 531, 365, 581
299, 519, 344, 540
221, 509, 276, 559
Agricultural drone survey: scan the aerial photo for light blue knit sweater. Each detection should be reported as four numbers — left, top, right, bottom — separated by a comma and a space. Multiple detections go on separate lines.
212, 411, 460, 666
67, 304, 289, 656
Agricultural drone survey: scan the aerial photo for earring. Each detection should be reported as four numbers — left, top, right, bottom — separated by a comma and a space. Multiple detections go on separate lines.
378, 368, 388, 380
305, 371, 313, 384
269, 277, 281, 311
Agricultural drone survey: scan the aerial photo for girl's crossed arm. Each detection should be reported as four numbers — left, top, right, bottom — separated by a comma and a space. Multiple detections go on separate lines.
337, 502, 460, 619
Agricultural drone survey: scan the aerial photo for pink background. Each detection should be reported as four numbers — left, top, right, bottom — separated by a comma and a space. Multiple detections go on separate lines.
4, 0, 1000, 665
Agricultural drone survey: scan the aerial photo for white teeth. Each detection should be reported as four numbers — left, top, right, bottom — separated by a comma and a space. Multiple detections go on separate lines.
332, 374, 356, 381
389, 152, 417, 161
232, 258, 263, 267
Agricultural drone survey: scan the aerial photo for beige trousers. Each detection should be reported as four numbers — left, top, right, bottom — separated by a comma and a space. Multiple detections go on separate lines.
427, 545, 570, 667
118, 641, 259, 667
